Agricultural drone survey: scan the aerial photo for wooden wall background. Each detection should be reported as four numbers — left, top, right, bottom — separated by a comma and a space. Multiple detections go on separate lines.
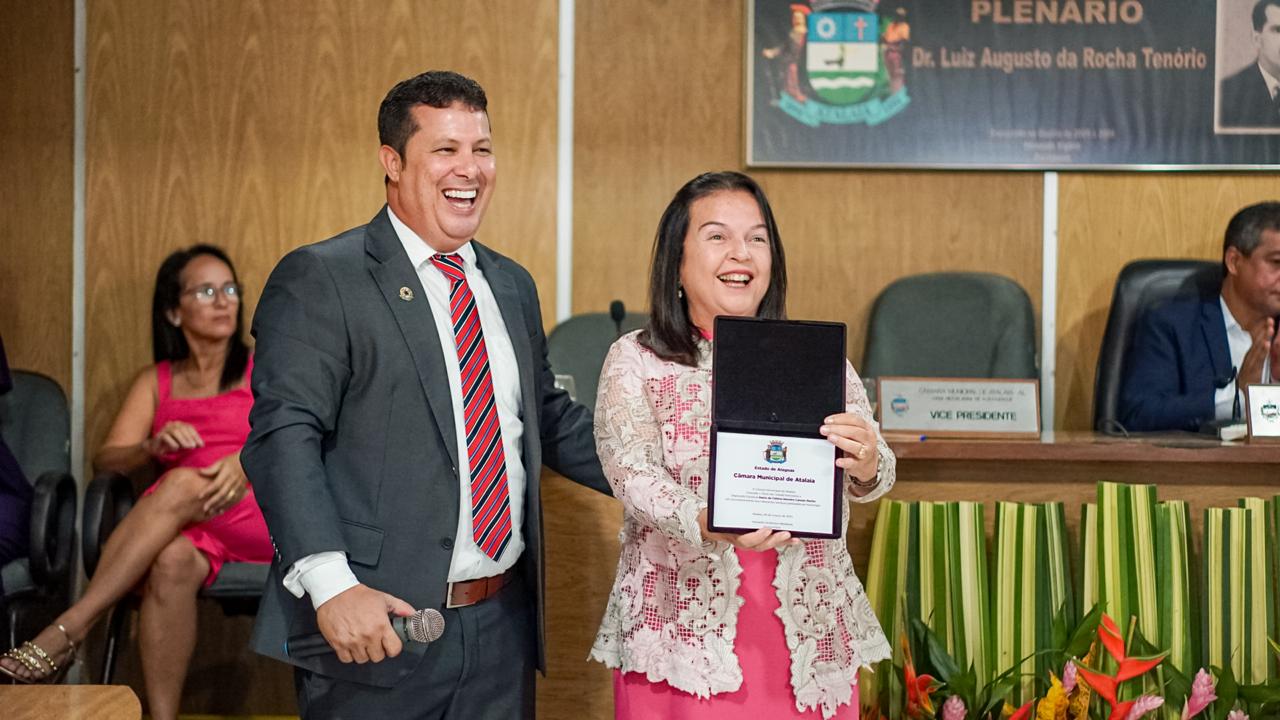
0, 0, 73, 391
1, 0, 1275, 717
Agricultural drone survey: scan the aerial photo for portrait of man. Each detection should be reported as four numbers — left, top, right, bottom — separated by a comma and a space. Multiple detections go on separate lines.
1218, 0, 1280, 130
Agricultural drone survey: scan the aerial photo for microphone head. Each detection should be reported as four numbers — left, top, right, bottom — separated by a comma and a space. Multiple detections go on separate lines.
405, 608, 446, 643
609, 300, 626, 324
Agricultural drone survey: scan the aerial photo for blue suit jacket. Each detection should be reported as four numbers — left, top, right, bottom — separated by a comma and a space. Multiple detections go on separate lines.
1118, 296, 1233, 432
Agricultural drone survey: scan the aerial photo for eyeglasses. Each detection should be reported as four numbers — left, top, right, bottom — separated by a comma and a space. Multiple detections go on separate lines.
183, 283, 241, 303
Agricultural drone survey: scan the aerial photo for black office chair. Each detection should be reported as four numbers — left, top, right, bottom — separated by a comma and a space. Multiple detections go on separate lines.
1092, 259, 1222, 434
0, 371, 77, 651
546, 302, 646, 413
83, 471, 270, 682
862, 272, 1038, 381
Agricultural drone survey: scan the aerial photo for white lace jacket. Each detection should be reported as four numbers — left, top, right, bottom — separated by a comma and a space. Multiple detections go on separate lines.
589, 331, 894, 719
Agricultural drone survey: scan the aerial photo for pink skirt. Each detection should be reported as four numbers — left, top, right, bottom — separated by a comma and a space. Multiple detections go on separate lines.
614, 548, 860, 719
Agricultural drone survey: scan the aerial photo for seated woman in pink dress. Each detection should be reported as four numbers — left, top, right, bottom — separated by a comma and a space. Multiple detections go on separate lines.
1, 245, 272, 720
590, 172, 894, 719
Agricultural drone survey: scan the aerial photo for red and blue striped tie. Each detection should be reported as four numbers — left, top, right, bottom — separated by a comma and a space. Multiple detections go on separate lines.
430, 253, 512, 561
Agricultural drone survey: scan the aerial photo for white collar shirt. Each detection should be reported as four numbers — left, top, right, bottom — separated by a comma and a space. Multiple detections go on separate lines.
388, 207, 527, 582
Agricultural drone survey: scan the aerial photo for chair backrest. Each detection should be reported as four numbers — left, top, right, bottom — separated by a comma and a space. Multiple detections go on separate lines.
0, 370, 70, 481
547, 310, 646, 412
1092, 259, 1222, 432
861, 272, 1038, 381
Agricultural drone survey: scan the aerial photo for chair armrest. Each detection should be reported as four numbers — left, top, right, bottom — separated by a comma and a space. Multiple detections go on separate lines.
82, 471, 136, 578
28, 471, 77, 589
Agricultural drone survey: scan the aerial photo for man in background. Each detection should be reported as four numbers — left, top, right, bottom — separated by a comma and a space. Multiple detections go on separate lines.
1221, 0, 1280, 128
1120, 202, 1280, 431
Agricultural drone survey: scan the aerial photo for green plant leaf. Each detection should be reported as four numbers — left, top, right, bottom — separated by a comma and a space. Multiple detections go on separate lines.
914, 618, 960, 683
1066, 605, 1104, 660
1211, 664, 1239, 720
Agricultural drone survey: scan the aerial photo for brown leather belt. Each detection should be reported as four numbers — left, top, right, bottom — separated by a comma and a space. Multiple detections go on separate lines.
446, 568, 516, 609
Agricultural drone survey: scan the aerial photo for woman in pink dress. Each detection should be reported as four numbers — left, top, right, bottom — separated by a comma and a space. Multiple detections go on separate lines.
1, 245, 271, 720
591, 172, 894, 719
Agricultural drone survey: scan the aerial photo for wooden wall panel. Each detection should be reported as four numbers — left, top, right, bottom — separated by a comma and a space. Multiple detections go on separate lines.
1054, 173, 1280, 431
85, 0, 558, 713
85, 0, 559, 483
0, 1, 73, 390
571, 2, 1043, 366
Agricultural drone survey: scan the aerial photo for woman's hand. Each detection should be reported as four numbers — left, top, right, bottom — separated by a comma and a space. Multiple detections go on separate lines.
820, 412, 880, 487
697, 508, 799, 552
142, 421, 204, 458
198, 452, 247, 515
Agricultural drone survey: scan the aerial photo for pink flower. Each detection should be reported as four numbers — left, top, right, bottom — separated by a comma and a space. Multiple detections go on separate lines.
1062, 660, 1077, 692
1225, 711, 1249, 720
1125, 695, 1164, 720
942, 694, 966, 720
1181, 668, 1217, 720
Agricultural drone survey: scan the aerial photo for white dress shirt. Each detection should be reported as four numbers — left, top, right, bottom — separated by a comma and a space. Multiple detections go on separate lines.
1259, 62, 1280, 102
283, 208, 527, 609
1214, 295, 1252, 422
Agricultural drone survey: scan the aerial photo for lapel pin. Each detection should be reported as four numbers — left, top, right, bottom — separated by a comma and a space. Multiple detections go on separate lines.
399, 287, 414, 302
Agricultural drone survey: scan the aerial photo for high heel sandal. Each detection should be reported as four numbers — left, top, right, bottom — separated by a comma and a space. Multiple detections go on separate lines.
0, 623, 76, 684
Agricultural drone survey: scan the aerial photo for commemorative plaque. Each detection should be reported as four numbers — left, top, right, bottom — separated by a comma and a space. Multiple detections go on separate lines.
707, 317, 846, 539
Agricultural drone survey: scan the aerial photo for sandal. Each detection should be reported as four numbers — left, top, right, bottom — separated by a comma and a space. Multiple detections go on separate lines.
0, 623, 76, 684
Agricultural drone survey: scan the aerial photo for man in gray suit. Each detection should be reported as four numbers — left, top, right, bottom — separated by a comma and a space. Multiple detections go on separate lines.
242, 70, 609, 719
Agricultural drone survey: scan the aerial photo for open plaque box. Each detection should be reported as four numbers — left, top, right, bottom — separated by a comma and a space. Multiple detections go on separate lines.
707, 316, 847, 539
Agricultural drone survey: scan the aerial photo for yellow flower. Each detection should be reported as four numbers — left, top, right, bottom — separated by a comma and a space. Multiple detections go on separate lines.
1036, 675, 1069, 720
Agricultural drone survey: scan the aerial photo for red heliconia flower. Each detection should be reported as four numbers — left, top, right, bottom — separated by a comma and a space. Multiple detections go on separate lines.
1008, 700, 1034, 720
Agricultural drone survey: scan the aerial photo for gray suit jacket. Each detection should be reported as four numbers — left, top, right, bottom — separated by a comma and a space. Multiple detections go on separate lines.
242, 207, 609, 687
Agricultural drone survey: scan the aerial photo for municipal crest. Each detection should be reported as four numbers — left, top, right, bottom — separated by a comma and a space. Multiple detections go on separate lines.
764, 440, 788, 464
1262, 401, 1279, 421
761, 0, 911, 127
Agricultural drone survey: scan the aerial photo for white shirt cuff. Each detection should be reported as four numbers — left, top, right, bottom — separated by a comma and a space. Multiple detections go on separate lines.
283, 551, 360, 610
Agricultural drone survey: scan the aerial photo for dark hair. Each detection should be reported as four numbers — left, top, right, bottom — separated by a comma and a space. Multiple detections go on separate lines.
1254, 0, 1280, 31
378, 70, 488, 159
151, 244, 250, 392
1223, 201, 1280, 272
639, 171, 788, 367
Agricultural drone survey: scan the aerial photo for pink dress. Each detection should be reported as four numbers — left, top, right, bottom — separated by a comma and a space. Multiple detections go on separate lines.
613, 548, 860, 719
143, 357, 272, 586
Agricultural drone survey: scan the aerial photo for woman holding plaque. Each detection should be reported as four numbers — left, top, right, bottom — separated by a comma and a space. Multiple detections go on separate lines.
590, 171, 894, 719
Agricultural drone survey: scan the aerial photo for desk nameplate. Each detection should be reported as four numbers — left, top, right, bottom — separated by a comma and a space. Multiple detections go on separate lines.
876, 377, 1040, 439
1245, 384, 1280, 443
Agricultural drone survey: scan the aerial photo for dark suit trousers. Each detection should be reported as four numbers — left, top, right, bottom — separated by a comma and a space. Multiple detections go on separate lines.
294, 576, 536, 720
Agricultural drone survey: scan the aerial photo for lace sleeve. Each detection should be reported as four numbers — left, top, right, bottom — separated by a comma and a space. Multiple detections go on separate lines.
594, 337, 706, 547
843, 361, 895, 504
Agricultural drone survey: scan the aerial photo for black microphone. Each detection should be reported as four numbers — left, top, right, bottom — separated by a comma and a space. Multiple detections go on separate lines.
609, 300, 626, 337
284, 608, 446, 659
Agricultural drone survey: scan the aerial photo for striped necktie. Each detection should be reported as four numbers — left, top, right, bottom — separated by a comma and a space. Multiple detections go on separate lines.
430, 253, 512, 561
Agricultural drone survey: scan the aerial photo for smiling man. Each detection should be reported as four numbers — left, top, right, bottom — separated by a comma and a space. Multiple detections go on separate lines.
243, 70, 609, 719
1119, 202, 1280, 432
1221, 0, 1280, 128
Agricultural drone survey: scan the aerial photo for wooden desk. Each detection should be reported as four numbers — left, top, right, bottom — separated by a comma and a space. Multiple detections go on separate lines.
0, 685, 140, 720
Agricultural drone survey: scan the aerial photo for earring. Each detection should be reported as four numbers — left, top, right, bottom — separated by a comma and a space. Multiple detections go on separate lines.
677, 286, 684, 299
169, 316, 181, 327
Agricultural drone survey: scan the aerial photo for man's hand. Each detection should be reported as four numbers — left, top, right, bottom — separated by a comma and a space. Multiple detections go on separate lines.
1239, 317, 1276, 386
315, 584, 416, 664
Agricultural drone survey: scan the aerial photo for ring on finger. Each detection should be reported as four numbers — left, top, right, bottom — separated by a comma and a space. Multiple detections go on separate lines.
856, 446, 867, 459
